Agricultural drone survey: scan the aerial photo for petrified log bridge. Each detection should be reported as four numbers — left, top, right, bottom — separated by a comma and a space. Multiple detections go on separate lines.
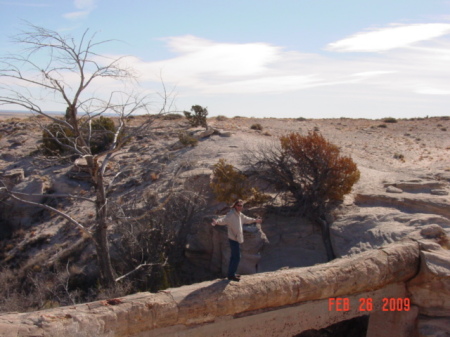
0, 240, 444, 336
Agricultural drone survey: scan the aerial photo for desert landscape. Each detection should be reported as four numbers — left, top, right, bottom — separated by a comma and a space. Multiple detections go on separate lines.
0, 112, 449, 336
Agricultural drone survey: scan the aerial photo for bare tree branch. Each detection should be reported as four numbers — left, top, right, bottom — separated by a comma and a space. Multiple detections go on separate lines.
115, 259, 168, 283
0, 24, 177, 288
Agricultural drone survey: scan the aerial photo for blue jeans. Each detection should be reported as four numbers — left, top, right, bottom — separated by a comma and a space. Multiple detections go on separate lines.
228, 239, 241, 278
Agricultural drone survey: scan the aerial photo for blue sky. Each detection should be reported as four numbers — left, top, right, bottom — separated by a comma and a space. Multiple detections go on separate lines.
1, 0, 450, 119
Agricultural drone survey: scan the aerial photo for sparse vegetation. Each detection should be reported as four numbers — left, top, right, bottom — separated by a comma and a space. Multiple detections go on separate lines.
383, 117, 397, 123
394, 153, 405, 162
111, 190, 206, 292
216, 115, 228, 121
210, 158, 269, 205
183, 105, 208, 129
178, 132, 198, 147
42, 122, 75, 155
250, 123, 263, 131
162, 113, 184, 120
244, 131, 360, 260
211, 159, 252, 204
43, 116, 118, 156
279, 132, 360, 209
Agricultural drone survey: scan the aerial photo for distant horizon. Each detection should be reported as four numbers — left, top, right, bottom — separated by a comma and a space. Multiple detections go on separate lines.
1, 109, 448, 121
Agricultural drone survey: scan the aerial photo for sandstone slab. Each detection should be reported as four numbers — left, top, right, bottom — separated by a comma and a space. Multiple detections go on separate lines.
407, 244, 450, 316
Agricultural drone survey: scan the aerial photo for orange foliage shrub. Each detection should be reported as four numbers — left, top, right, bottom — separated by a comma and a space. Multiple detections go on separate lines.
210, 159, 252, 204
279, 132, 360, 212
211, 159, 270, 205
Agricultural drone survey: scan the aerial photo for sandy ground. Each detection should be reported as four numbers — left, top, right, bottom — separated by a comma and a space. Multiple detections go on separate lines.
0, 111, 449, 278
1, 111, 449, 195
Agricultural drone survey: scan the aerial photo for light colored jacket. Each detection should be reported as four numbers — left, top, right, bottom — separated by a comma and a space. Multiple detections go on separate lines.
214, 209, 256, 243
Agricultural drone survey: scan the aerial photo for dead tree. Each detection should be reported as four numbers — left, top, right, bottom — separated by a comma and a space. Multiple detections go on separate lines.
0, 24, 171, 287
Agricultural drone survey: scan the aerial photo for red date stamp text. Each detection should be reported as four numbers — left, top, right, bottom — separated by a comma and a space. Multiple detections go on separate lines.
328, 297, 411, 312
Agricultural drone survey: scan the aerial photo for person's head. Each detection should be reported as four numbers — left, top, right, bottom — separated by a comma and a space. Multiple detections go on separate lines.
232, 199, 244, 212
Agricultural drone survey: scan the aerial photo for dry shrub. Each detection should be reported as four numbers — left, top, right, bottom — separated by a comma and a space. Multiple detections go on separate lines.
183, 105, 208, 129
280, 132, 360, 209
211, 159, 251, 204
0, 264, 87, 313
245, 132, 360, 215
178, 132, 198, 147
111, 190, 207, 291
216, 115, 228, 121
250, 123, 263, 131
383, 117, 398, 123
42, 122, 75, 155
42, 116, 118, 155
210, 159, 269, 205
162, 113, 184, 120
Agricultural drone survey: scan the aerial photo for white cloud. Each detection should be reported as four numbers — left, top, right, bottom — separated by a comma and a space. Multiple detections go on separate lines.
116, 31, 450, 101
155, 35, 281, 78
63, 0, 96, 21
63, 10, 90, 20
415, 87, 450, 95
327, 23, 450, 52
351, 71, 397, 78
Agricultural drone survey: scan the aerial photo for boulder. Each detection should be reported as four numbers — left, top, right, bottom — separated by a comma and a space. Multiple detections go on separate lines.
195, 128, 215, 139
9, 175, 51, 226
178, 168, 212, 192
431, 189, 449, 196
407, 243, 450, 316
1, 168, 25, 189
11, 175, 49, 203
67, 156, 94, 181
355, 193, 450, 218
386, 186, 403, 193
330, 211, 450, 258
383, 180, 444, 193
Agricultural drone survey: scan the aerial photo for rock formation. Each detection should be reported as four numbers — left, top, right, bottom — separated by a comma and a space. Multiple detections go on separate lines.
0, 115, 449, 336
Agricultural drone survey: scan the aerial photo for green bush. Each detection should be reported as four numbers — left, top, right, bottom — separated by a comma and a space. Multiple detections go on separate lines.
383, 117, 397, 123
250, 123, 263, 131
178, 132, 198, 147
211, 159, 251, 204
211, 159, 269, 205
42, 116, 117, 155
89, 116, 116, 154
163, 113, 184, 120
216, 115, 228, 121
42, 122, 75, 155
183, 105, 208, 128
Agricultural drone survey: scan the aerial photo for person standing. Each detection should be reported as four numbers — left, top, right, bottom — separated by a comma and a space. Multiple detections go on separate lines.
212, 199, 262, 281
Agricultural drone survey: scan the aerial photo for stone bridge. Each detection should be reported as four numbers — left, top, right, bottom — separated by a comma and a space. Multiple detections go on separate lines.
0, 240, 449, 337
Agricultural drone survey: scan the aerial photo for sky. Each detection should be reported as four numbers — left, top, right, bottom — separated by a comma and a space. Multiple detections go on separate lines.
1, 0, 450, 119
